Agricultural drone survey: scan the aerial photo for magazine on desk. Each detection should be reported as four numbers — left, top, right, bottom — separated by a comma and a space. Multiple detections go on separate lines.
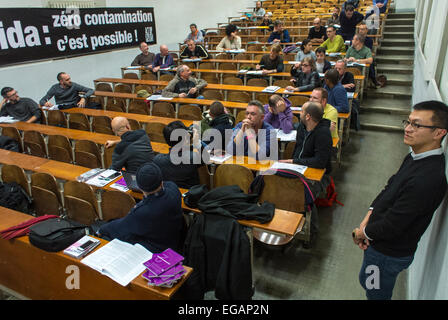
81, 238, 153, 286
262, 86, 281, 93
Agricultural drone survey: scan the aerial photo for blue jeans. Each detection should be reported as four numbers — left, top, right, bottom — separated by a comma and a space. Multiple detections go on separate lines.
359, 246, 414, 300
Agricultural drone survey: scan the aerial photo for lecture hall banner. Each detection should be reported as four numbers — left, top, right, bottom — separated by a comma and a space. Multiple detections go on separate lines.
0, 7, 157, 67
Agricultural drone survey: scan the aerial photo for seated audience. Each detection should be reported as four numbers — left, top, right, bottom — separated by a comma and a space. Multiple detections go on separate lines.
131, 42, 155, 69
255, 43, 284, 75
309, 88, 339, 139
200, 101, 234, 151
226, 100, 276, 160
287, 57, 321, 93
315, 47, 332, 74
105, 117, 156, 173
216, 24, 242, 51
295, 39, 317, 62
253, 1, 266, 18
357, 22, 373, 50
320, 25, 346, 53
180, 39, 209, 59
323, 69, 349, 113
260, 13, 273, 31
184, 23, 204, 44
151, 45, 175, 74
263, 94, 293, 134
365, 0, 388, 19
40, 72, 94, 109
327, 7, 341, 25
162, 65, 207, 98
335, 60, 356, 93
97, 162, 184, 253
339, 4, 364, 41
345, 34, 374, 65
268, 20, 291, 44
308, 18, 327, 43
153, 121, 203, 188
0, 87, 40, 123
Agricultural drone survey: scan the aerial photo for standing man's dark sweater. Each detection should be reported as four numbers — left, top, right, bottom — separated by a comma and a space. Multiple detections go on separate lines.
339, 10, 364, 41
365, 152, 447, 257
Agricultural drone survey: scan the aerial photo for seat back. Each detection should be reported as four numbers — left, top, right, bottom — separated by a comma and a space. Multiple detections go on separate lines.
141, 73, 157, 81
259, 174, 305, 213
92, 116, 113, 135
228, 91, 251, 103
101, 190, 136, 221
235, 110, 246, 125
202, 90, 223, 101
178, 105, 202, 121
68, 113, 90, 131
223, 77, 243, 86
63, 180, 99, 224
288, 95, 309, 108
200, 74, 220, 84
47, 110, 67, 127
214, 164, 254, 193
283, 141, 296, 160
95, 82, 113, 92
74, 140, 102, 168
23, 131, 47, 158
115, 84, 132, 93
105, 99, 126, 112
160, 74, 174, 82
123, 72, 139, 79
273, 79, 292, 88
128, 100, 149, 115
47, 135, 73, 163
219, 62, 237, 70
247, 78, 268, 87
1, 164, 29, 195
152, 102, 175, 118
145, 122, 166, 143
31, 172, 61, 216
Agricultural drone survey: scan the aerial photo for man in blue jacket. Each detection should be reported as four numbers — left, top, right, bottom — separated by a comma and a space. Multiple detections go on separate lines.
268, 20, 291, 44
323, 69, 349, 113
98, 162, 184, 253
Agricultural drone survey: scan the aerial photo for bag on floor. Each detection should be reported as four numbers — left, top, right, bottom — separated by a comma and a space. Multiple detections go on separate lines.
314, 176, 344, 207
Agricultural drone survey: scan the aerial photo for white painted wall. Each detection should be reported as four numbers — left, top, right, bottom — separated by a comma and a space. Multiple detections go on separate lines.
0, 0, 252, 103
407, 0, 448, 300
394, 0, 417, 12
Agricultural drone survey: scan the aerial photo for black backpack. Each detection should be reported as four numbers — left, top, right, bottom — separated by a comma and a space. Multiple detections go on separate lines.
0, 135, 20, 152
0, 182, 33, 214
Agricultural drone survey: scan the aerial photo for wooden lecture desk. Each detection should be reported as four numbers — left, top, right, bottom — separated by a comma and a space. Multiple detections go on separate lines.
0, 206, 192, 300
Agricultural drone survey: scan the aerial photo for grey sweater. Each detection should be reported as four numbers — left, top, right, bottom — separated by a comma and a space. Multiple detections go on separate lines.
0, 98, 41, 122
39, 83, 94, 106
161, 74, 207, 98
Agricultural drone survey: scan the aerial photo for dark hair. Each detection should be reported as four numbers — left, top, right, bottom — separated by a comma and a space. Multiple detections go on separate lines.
326, 25, 336, 32
273, 19, 283, 28
301, 38, 311, 51
315, 47, 326, 55
334, 6, 341, 12
57, 72, 66, 81
324, 69, 339, 86
1, 87, 14, 98
163, 120, 189, 147
346, 4, 355, 12
225, 24, 237, 37
210, 101, 225, 117
303, 101, 323, 122
190, 23, 197, 29
248, 100, 265, 114
413, 100, 448, 130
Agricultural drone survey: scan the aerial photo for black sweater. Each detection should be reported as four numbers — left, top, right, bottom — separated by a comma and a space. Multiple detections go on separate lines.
366, 152, 447, 257
292, 119, 332, 174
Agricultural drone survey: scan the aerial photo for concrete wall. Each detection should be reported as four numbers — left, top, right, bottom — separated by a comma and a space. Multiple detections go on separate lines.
0, 0, 252, 103
394, 0, 418, 12
407, 0, 448, 300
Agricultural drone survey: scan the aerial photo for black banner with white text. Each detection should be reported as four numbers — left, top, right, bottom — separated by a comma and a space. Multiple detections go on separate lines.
0, 7, 157, 67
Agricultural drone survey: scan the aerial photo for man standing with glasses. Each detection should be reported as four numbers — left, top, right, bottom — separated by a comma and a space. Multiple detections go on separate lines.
353, 101, 448, 300
0, 87, 41, 123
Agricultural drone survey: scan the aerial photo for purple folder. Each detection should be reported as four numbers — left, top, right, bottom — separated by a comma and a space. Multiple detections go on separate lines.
143, 248, 184, 276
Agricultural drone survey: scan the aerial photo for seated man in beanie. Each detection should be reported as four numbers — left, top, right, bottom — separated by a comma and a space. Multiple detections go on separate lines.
105, 117, 156, 173
97, 163, 184, 253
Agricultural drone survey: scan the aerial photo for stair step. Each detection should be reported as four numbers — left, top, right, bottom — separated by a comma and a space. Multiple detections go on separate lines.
383, 31, 414, 39
365, 85, 412, 99
361, 98, 411, 110
386, 18, 415, 26
377, 73, 413, 86
384, 25, 415, 32
376, 55, 414, 65
360, 111, 405, 132
377, 46, 414, 55
387, 13, 416, 19
377, 63, 413, 74
381, 38, 415, 46
360, 123, 404, 132
361, 106, 410, 115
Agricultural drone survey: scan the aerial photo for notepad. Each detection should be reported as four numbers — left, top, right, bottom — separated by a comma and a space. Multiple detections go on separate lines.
125, 66, 141, 70
146, 95, 174, 101
268, 162, 307, 175
275, 129, 297, 142
262, 86, 280, 93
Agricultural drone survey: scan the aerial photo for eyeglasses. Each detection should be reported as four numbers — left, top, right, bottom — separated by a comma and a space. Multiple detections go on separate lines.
6, 91, 18, 98
402, 120, 441, 130
302, 64, 310, 67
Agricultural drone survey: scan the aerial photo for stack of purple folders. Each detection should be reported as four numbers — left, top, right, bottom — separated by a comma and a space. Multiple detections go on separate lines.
142, 248, 186, 288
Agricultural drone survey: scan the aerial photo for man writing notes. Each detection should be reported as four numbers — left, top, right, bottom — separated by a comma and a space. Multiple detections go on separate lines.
354, 101, 448, 300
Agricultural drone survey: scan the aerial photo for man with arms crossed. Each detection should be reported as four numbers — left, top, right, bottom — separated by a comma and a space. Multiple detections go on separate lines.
354, 101, 448, 300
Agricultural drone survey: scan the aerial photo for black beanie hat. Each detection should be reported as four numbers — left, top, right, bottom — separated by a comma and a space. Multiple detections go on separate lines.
136, 163, 163, 193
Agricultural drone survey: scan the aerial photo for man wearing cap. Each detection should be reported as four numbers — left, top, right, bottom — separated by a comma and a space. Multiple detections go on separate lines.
97, 163, 184, 253
105, 117, 156, 173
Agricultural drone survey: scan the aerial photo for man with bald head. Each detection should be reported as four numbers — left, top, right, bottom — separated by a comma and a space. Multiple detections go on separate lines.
131, 42, 155, 69
307, 17, 327, 43
106, 117, 156, 173
151, 44, 175, 74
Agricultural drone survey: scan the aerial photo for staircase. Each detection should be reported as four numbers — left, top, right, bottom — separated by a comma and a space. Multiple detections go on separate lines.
360, 9, 415, 132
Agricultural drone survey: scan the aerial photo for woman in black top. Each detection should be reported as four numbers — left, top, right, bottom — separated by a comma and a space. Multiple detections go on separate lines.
286, 57, 321, 92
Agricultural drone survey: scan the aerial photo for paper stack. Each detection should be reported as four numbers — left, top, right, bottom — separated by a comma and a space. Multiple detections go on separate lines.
142, 248, 186, 288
